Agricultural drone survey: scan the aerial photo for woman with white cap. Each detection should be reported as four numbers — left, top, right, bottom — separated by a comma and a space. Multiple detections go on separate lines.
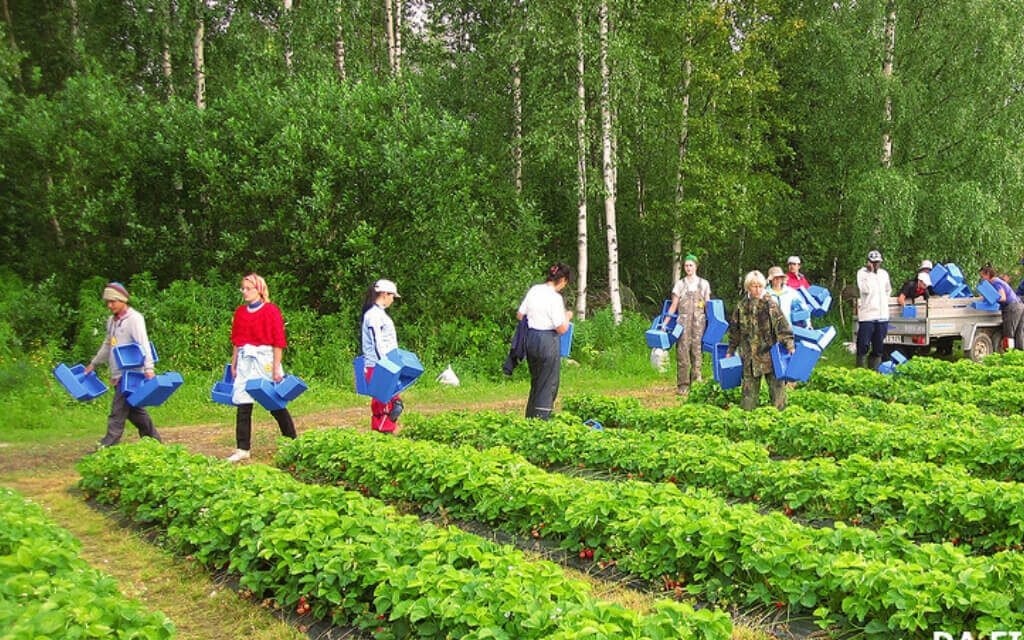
226, 273, 297, 461
786, 256, 810, 290
856, 250, 892, 369
361, 279, 404, 432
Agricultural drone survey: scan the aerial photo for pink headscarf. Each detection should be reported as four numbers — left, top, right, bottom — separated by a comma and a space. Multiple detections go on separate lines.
243, 273, 270, 302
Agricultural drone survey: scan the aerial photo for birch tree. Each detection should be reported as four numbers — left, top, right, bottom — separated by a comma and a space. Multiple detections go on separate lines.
574, 0, 588, 320
599, 0, 621, 323
334, 2, 346, 81
192, 2, 205, 109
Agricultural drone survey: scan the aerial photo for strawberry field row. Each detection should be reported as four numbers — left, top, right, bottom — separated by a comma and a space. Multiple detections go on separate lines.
76, 441, 721, 640
567, 392, 1024, 482
278, 425, 1024, 637
892, 354, 1024, 386
805, 366, 1024, 414
0, 486, 176, 639
409, 405, 1024, 551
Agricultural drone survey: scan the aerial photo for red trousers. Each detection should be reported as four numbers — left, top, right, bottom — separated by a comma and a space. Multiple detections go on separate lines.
365, 368, 399, 432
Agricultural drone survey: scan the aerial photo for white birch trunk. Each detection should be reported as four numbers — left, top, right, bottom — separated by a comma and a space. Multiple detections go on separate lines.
575, 0, 588, 320
511, 0, 523, 193
394, 0, 402, 77
283, 0, 293, 73
671, 55, 692, 285
193, 7, 205, 110
385, 0, 396, 75
881, 0, 895, 169
600, 0, 622, 324
335, 3, 347, 82
162, 0, 174, 97
877, 0, 895, 239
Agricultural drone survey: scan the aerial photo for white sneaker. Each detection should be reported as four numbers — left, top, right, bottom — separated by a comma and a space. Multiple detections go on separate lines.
226, 449, 250, 462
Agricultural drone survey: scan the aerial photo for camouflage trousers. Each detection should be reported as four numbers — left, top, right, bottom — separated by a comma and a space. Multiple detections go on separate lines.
740, 372, 787, 411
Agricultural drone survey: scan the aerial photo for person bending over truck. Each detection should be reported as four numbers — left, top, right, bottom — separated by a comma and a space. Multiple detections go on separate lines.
897, 272, 931, 307
980, 264, 1024, 351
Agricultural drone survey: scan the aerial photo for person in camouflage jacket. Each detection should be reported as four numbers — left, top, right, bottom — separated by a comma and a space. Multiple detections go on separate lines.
727, 270, 795, 411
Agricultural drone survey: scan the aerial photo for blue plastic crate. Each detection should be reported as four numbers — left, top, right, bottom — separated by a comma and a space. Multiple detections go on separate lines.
112, 342, 159, 369
890, 350, 908, 365
211, 364, 236, 406
771, 342, 822, 383
353, 356, 370, 395
560, 323, 574, 357
972, 300, 1000, 312
878, 361, 896, 375
276, 375, 308, 402
53, 363, 109, 401
126, 372, 183, 407
118, 370, 146, 395
366, 349, 425, 403
244, 378, 288, 411
790, 298, 811, 325
718, 354, 742, 390
807, 285, 833, 316
949, 283, 975, 299
583, 419, 604, 431
901, 305, 917, 318
977, 280, 1000, 305
711, 342, 730, 383
702, 299, 729, 345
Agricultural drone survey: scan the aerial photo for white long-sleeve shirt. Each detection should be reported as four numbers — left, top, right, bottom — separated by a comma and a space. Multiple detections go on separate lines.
857, 267, 892, 321
89, 307, 155, 380
362, 304, 398, 369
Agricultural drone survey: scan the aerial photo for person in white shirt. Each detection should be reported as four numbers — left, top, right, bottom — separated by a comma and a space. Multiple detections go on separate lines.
767, 266, 799, 325
517, 263, 573, 419
361, 279, 403, 432
664, 254, 711, 396
856, 250, 892, 369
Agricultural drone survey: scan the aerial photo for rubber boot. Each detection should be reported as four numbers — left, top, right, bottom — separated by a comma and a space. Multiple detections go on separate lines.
868, 354, 882, 371
856, 353, 866, 368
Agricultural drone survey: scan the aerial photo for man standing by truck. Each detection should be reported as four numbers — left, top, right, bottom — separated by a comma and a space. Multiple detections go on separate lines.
856, 251, 892, 369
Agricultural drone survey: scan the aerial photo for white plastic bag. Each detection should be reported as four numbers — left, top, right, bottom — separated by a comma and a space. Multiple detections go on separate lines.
436, 364, 460, 386
649, 348, 668, 372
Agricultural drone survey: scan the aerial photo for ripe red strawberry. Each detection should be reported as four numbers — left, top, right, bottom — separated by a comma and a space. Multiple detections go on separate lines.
579, 550, 587, 559
775, 601, 784, 608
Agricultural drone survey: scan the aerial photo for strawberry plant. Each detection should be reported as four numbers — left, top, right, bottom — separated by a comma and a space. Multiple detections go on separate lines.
77, 441, 724, 640
0, 487, 176, 639
278, 425, 1024, 637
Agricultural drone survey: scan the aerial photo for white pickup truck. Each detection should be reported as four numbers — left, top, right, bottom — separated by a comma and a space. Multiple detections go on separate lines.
854, 296, 1004, 361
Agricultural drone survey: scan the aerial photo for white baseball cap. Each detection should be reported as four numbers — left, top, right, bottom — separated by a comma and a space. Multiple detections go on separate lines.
917, 272, 932, 287
374, 279, 400, 297
867, 250, 883, 262
787, 256, 801, 265
919, 260, 933, 270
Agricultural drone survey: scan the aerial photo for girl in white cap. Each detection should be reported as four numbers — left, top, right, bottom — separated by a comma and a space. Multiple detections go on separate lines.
361, 279, 403, 432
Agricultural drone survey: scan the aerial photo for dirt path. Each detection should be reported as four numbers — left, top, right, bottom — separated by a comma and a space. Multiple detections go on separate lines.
0, 386, 676, 474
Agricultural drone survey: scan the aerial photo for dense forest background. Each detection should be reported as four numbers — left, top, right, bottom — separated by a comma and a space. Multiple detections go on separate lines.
1, 0, 1023, 375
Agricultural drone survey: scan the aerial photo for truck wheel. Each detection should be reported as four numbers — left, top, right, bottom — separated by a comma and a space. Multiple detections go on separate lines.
967, 331, 994, 362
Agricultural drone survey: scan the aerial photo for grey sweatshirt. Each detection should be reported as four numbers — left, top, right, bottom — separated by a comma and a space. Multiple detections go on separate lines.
89, 307, 155, 380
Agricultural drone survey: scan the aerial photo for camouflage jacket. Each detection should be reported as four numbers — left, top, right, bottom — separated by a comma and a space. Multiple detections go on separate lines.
728, 293, 795, 377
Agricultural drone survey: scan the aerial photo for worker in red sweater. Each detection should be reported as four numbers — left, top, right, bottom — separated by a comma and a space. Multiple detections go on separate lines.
226, 273, 297, 462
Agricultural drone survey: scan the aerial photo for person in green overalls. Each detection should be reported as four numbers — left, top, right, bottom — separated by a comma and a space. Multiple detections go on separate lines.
664, 254, 711, 396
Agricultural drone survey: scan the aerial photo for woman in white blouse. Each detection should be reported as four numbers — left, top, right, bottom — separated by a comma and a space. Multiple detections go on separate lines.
517, 263, 573, 419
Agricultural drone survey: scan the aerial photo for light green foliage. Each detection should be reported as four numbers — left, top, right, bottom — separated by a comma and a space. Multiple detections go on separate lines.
0, 486, 176, 638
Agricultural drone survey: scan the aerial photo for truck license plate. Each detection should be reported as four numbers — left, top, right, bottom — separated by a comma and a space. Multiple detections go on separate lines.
883, 334, 904, 344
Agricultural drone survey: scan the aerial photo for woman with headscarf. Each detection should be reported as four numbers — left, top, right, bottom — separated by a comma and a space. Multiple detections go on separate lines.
226, 273, 297, 461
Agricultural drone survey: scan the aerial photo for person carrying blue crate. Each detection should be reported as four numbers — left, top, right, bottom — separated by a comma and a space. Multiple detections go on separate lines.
517, 263, 574, 419
84, 282, 163, 448
361, 279, 405, 432
767, 266, 800, 326
727, 271, 795, 411
226, 274, 297, 462
855, 250, 892, 369
980, 264, 1024, 350
664, 254, 710, 397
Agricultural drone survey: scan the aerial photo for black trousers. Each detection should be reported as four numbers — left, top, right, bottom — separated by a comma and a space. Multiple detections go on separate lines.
856, 319, 888, 358
525, 329, 561, 420
235, 403, 296, 450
